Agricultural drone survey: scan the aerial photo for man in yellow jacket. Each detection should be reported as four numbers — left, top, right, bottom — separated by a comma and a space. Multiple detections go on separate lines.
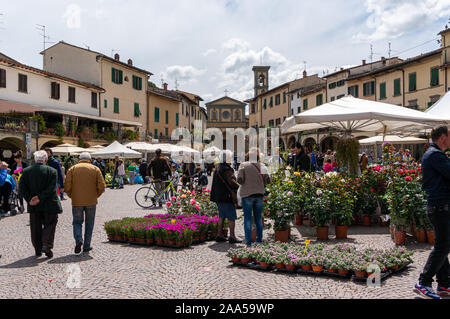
65, 152, 106, 254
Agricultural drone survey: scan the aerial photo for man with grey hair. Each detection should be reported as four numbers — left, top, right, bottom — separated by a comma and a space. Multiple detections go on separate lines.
65, 152, 106, 254
19, 150, 62, 258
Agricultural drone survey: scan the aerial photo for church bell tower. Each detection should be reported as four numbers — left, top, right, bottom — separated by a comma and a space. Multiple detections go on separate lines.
252, 66, 270, 97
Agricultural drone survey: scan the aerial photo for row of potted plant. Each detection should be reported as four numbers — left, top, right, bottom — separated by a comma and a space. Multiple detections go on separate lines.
104, 214, 222, 248
165, 188, 218, 217
226, 242, 413, 279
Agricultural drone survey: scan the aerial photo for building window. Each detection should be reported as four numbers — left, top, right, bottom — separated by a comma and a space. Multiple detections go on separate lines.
429, 95, 441, 108
275, 94, 281, 105
91, 92, 98, 108
263, 99, 267, 109
18, 74, 27, 93
394, 78, 401, 96
176, 113, 179, 126
379, 82, 386, 100
269, 120, 274, 127
328, 82, 336, 89
316, 94, 323, 106
291, 95, 293, 101
0, 69, 6, 88
430, 67, 439, 87
283, 92, 287, 103
68, 87, 76, 103
132, 75, 142, 90
337, 94, 345, 99
223, 111, 230, 120
348, 85, 359, 98
165, 127, 169, 136
275, 118, 281, 126
112, 68, 123, 84
297, 92, 300, 98
51, 82, 60, 100
303, 99, 308, 111
409, 73, 417, 92
155, 107, 160, 122
337, 80, 345, 87
251, 104, 255, 113
211, 110, 217, 121
297, 106, 301, 113
269, 96, 273, 107
104, 99, 107, 109
331, 96, 335, 101
182, 104, 184, 115
114, 98, 119, 113
154, 129, 158, 137
408, 99, 418, 110
363, 81, 375, 96
134, 103, 141, 117
165, 110, 169, 124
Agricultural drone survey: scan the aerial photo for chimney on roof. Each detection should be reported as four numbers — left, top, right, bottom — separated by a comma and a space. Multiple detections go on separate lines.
340, 67, 344, 71
114, 53, 120, 61
127, 59, 133, 66
163, 83, 168, 90
303, 70, 307, 78
362, 59, 366, 65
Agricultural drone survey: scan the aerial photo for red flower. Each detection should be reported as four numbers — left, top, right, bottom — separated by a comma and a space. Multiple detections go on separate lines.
370, 188, 375, 192
398, 170, 404, 175
404, 176, 412, 182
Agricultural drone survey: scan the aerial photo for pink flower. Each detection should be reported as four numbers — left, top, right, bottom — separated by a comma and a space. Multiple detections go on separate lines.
196, 205, 200, 211
172, 197, 177, 201
166, 202, 172, 208
190, 199, 196, 205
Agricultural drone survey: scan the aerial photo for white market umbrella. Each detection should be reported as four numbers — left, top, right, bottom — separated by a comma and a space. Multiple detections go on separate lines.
426, 91, 450, 121
82, 145, 105, 154
91, 141, 142, 159
51, 143, 87, 156
281, 96, 446, 135
359, 135, 427, 145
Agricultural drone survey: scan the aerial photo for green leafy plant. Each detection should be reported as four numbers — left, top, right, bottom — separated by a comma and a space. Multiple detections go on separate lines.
336, 137, 360, 176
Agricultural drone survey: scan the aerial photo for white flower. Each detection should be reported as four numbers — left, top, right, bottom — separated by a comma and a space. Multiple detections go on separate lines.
287, 191, 293, 196
316, 190, 323, 196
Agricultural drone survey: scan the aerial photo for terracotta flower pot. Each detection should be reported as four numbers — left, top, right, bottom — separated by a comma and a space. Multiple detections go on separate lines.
390, 265, 399, 271
427, 230, 435, 245
390, 225, 395, 239
362, 216, 371, 227
295, 215, 303, 226
232, 257, 239, 263
168, 240, 176, 246
327, 268, 338, 273
184, 240, 189, 246
176, 241, 184, 247
301, 265, 312, 271
275, 263, 285, 269
115, 235, 124, 241
145, 239, 154, 245
354, 271, 367, 278
338, 269, 349, 275
335, 225, 348, 239
136, 238, 145, 243
260, 262, 269, 268
312, 266, 323, 273
286, 264, 296, 271
251, 229, 257, 242
394, 231, 406, 246
416, 229, 427, 243
275, 229, 290, 243
316, 226, 329, 241
156, 239, 163, 245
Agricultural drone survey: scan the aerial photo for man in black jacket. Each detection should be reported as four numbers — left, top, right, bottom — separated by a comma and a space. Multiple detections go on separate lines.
139, 159, 148, 184
292, 142, 311, 172
19, 150, 62, 259
414, 126, 450, 299
147, 149, 171, 207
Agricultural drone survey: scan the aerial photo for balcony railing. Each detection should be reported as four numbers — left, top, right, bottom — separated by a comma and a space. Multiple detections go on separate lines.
0, 116, 37, 133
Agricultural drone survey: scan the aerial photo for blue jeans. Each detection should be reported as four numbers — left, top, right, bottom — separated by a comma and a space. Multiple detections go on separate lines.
242, 196, 264, 246
111, 170, 118, 188
72, 206, 96, 250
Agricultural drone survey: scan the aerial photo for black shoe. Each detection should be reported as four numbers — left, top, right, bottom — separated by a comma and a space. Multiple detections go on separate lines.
74, 242, 82, 254
215, 236, 227, 242
83, 247, 92, 253
228, 237, 242, 244
35, 250, 42, 257
42, 247, 53, 259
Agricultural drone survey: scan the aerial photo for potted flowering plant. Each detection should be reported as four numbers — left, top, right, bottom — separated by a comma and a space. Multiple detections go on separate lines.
304, 187, 332, 241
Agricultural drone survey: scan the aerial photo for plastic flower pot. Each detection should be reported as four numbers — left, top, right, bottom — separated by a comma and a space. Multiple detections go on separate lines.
156, 239, 163, 245
301, 265, 312, 271
240, 258, 250, 264
394, 231, 406, 246
145, 239, 154, 246
135, 238, 145, 243
275, 263, 285, 269
260, 262, 269, 268
312, 266, 323, 273
427, 230, 435, 245
232, 257, 239, 263
416, 229, 427, 243
335, 225, 348, 239
362, 216, 371, 227
327, 268, 338, 273
338, 269, 349, 275
286, 264, 296, 271
316, 226, 329, 241
354, 271, 367, 278
390, 265, 399, 271
295, 215, 303, 226
275, 229, 290, 243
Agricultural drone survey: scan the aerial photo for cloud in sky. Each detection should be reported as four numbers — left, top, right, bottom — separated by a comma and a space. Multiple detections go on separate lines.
1, 0, 448, 107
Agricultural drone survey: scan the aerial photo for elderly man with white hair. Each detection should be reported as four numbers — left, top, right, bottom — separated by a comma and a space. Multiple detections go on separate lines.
65, 152, 106, 254
19, 150, 62, 258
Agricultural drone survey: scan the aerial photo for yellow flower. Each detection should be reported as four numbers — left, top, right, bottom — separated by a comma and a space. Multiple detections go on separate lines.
294, 172, 301, 176
288, 181, 293, 185
171, 219, 176, 224
181, 194, 187, 199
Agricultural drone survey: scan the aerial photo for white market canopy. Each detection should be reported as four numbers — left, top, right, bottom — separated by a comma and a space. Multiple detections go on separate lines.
202, 146, 222, 156
81, 145, 105, 154
124, 142, 200, 156
91, 141, 142, 159
359, 135, 428, 145
50, 143, 87, 156
281, 96, 446, 135
426, 91, 450, 120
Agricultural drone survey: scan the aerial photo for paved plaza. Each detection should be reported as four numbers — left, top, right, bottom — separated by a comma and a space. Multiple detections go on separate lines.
0, 183, 441, 299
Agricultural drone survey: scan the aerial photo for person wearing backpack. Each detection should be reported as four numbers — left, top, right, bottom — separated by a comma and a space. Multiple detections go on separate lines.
237, 148, 271, 247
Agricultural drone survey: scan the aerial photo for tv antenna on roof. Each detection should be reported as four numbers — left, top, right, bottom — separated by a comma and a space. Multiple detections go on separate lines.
175, 79, 179, 90
160, 74, 164, 87
83, 43, 90, 50
36, 24, 55, 51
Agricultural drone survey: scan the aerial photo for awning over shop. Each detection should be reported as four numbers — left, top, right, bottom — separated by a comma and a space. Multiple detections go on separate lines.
0, 99, 42, 114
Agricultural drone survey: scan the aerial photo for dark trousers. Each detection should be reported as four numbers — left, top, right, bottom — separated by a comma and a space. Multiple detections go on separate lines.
30, 211, 58, 253
0, 183, 12, 213
419, 205, 450, 287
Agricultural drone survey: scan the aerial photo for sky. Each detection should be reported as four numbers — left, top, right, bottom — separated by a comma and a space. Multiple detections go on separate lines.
1, 0, 450, 107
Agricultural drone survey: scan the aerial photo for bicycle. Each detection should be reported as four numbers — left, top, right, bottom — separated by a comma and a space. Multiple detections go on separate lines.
134, 176, 182, 209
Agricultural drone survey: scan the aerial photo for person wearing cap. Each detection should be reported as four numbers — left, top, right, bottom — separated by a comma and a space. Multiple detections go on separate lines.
65, 152, 106, 254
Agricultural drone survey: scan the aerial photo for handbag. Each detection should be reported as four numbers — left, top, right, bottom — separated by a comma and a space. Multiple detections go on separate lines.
216, 167, 239, 208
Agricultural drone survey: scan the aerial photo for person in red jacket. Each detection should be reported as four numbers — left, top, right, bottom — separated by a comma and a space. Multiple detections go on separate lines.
323, 160, 333, 173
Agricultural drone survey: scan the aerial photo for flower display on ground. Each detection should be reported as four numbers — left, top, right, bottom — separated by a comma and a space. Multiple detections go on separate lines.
165, 189, 218, 217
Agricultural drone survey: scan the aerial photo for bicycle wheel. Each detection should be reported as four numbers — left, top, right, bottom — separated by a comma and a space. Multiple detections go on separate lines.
135, 186, 158, 209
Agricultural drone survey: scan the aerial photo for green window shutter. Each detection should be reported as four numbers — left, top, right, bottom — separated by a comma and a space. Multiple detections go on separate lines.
297, 106, 301, 113
119, 70, 123, 84
132, 75, 136, 89
316, 94, 323, 106
104, 99, 107, 108
176, 113, 179, 126
263, 99, 267, 109
165, 110, 169, 124
114, 98, 119, 113
380, 83, 386, 99
154, 129, 158, 137
303, 99, 308, 110
283, 92, 286, 103
270, 97, 273, 107
112, 68, 116, 82
165, 128, 169, 136
363, 83, 367, 96
394, 79, 401, 96
138, 77, 142, 90
134, 103, 141, 117
431, 68, 439, 87
409, 73, 416, 91
155, 107, 160, 122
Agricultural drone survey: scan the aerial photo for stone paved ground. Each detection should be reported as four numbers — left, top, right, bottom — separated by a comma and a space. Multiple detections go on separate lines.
0, 183, 444, 299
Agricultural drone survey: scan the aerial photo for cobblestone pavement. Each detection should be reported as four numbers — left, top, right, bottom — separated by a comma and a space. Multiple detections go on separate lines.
0, 183, 442, 299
